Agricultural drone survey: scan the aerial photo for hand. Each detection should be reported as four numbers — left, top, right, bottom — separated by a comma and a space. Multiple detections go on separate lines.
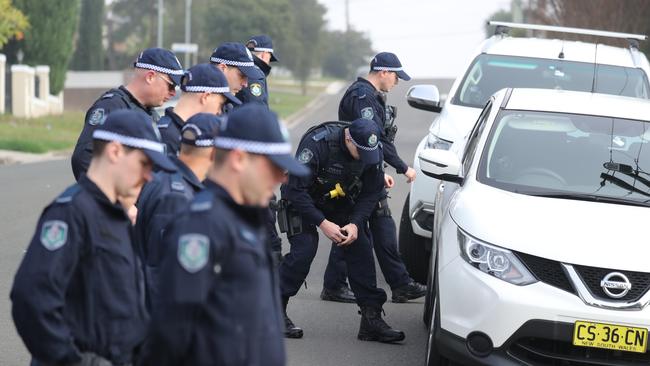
404, 167, 416, 183
319, 219, 345, 244
384, 173, 395, 189
338, 223, 358, 246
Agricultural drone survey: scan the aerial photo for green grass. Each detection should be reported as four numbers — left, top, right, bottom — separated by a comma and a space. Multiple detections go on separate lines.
0, 112, 84, 153
268, 82, 328, 119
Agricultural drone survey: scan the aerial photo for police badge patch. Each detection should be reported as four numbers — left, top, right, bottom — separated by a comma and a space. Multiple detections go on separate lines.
368, 134, 378, 147
40, 220, 68, 251
298, 148, 313, 164
361, 107, 374, 120
178, 234, 209, 273
88, 108, 106, 126
250, 83, 263, 97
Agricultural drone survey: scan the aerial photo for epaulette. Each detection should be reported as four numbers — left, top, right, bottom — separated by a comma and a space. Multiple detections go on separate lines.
170, 173, 185, 193
157, 117, 170, 129
312, 130, 329, 142
101, 93, 114, 99
358, 94, 367, 100
190, 190, 213, 212
55, 184, 82, 204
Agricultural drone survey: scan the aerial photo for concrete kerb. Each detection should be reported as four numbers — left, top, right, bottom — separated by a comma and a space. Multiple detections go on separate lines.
0, 149, 69, 166
283, 81, 346, 129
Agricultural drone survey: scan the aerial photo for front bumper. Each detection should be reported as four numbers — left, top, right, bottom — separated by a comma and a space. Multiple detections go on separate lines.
437, 256, 650, 365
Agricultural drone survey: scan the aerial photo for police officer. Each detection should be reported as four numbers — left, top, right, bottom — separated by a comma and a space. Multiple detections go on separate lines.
237, 34, 278, 105
210, 42, 265, 96
135, 113, 221, 311
139, 104, 307, 366
326, 52, 426, 304
11, 110, 176, 366
279, 118, 405, 343
158, 63, 241, 155
72, 48, 183, 181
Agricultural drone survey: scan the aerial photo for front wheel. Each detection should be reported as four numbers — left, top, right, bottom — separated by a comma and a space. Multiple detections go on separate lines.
425, 256, 450, 366
398, 193, 431, 283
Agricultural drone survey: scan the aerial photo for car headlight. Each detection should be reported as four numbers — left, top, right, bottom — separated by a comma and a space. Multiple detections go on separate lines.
457, 228, 537, 285
425, 133, 452, 150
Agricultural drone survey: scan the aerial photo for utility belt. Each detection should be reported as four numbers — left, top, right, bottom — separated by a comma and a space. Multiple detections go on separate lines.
384, 105, 398, 143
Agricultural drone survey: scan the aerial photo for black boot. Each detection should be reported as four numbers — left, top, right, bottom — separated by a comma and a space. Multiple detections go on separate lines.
282, 297, 303, 339
320, 285, 356, 303
357, 306, 405, 343
391, 281, 427, 303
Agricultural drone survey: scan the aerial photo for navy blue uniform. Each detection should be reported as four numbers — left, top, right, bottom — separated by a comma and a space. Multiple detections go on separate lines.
279, 126, 387, 306
135, 155, 204, 310
236, 55, 270, 106
331, 77, 412, 291
140, 181, 285, 366
157, 107, 185, 156
11, 175, 148, 366
72, 86, 159, 181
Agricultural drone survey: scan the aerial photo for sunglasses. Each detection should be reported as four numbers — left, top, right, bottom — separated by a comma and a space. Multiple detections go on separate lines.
157, 73, 176, 91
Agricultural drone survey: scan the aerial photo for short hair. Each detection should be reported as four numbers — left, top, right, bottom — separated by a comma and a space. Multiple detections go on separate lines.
92, 139, 135, 157
213, 148, 231, 166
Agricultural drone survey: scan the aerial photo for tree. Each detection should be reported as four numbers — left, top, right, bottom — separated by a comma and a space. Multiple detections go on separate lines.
321, 30, 374, 79
71, 0, 104, 70
528, 0, 650, 56
286, 0, 326, 94
0, 0, 28, 49
6, 0, 80, 94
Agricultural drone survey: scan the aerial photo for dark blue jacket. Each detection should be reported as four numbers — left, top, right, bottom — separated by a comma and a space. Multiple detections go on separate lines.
11, 175, 148, 366
135, 155, 204, 310
139, 180, 285, 366
236, 55, 270, 106
72, 86, 159, 181
338, 77, 408, 174
157, 107, 185, 156
282, 126, 383, 228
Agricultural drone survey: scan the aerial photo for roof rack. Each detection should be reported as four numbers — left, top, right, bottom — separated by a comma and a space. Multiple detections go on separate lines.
488, 21, 647, 47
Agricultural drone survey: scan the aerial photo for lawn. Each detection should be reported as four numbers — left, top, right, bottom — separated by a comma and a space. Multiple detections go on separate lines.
0, 112, 84, 153
0, 79, 333, 153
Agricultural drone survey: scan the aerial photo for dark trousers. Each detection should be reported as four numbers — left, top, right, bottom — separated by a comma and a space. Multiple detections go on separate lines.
323, 198, 412, 290
279, 222, 386, 307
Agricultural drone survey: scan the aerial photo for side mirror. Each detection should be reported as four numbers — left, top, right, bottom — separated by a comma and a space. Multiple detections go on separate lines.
407, 85, 442, 113
418, 148, 463, 184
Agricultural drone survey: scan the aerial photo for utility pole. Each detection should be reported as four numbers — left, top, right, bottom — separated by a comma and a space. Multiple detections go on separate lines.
157, 0, 163, 48
185, 0, 193, 66
345, 0, 350, 33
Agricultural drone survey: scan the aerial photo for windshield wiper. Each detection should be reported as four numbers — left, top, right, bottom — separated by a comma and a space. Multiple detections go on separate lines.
519, 190, 650, 207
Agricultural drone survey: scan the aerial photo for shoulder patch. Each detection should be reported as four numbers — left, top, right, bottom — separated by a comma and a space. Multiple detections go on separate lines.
298, 148, 314, 164
88, 108, 106, 126
55, 184, 81, 204
178, 233, 209, 273
40, 220, 68, 251
361, 107, 374, 120
249, 83, 263, 97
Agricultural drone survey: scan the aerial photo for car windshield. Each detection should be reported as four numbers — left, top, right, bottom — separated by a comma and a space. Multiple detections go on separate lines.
478, 110, 650, 206
454, 54, 650, 108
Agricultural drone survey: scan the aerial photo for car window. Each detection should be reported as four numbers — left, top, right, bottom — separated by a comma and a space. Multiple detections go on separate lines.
462, 100, 492, 176
478, 110, 650, 206
453, 54, 650, 108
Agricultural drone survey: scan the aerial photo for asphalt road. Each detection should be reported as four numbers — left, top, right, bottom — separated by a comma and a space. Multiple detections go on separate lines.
0, 77, 453, 366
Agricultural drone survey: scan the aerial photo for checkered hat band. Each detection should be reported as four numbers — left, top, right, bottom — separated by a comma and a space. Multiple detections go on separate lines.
182, 138, 214, 147
253, 47, 274, 53
372, 66, 403, 72
135, 62, 184, 75
209, 57, 254, 67
351, 136, 378, 151
214, 137, 291, 154
92, 130, 165, 153
183, 86, 230, 94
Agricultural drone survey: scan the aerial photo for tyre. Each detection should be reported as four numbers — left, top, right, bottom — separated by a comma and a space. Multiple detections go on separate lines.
398, 193, 431, 283
425, 255, 450, 366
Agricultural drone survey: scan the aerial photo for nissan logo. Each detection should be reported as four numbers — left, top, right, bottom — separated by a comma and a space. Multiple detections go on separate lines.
600, 272, 632, 299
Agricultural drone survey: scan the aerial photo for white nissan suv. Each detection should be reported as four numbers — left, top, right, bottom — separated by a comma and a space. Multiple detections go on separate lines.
399, 22, 650, 284
420, 87, 650, 366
